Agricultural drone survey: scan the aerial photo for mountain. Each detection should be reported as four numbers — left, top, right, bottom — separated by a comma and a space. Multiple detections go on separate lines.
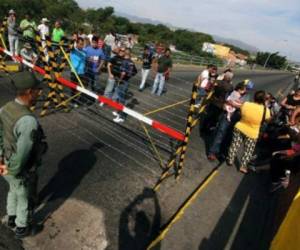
115, 11, 178, 29
116, 11, 167, 25
116, 11, 259, 54
212, 35, 259, 53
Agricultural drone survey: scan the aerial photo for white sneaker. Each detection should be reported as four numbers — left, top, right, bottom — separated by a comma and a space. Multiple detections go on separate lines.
99, 102, 104, 107
194, 103, 201, 108
112, 111, 119, 116
113, 116, 125, 123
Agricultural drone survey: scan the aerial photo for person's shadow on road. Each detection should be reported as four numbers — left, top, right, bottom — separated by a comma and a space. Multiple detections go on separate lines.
118, 187, 161, 250
34, 143, 103, 227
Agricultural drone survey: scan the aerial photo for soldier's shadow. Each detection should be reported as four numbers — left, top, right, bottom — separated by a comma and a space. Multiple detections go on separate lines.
34, 143, 103, 227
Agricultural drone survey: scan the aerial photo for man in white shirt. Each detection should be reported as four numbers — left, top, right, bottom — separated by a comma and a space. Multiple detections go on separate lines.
104, 31, 116, 57
7, 9, 19, 57
87, 30, 97, 43
104, 32, 115, 47
37, 18, 49, 40
37, 18, 49, 61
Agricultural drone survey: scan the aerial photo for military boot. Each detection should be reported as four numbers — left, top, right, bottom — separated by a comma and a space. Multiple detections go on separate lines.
15, 226, 30, 239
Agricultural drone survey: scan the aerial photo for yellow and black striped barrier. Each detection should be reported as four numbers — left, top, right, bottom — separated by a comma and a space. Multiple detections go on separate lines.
40, 36, 60, 116
154, 83, 213, 191
30, 31, 51, 112
51, 37, 70, 112
0, 17, 8, 51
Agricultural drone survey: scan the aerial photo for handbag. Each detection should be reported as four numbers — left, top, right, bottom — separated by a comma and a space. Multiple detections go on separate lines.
230, 108, 242, 124
258, 106, 267, 139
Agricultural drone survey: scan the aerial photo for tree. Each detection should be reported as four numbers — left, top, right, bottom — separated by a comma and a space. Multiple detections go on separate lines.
0, 2, 251, 60
256, 52, 287, 69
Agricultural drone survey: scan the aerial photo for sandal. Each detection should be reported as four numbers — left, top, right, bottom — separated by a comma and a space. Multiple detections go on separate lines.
239, 166, 248, 174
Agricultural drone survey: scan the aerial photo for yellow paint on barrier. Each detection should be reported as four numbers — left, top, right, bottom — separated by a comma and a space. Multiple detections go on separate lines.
0, 33, 7, 51
145, 99, 190, 115
271, 188, 300, 250
140, 122, 165, 170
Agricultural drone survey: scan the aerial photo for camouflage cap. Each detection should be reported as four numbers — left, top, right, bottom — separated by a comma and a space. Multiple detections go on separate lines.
10, 71, 41, 90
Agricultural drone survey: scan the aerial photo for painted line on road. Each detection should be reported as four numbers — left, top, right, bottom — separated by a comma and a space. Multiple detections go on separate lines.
147, 166, 220, 249
145, 98, 190, 116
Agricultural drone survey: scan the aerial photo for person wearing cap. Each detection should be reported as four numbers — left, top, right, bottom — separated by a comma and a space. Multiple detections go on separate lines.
0, 72, 46, 238
37, 18, 50, 61
7, 9, 19, 57
20, 42, 38, 66
37, 18, 49, 41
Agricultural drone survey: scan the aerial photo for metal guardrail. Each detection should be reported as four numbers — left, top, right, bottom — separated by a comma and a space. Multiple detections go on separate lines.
131, 45, 225, 67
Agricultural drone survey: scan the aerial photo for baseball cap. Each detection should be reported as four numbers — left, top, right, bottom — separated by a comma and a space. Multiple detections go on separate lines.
24, 42, 32, 49
10, 72, 41, 90
41, 18, 49, 23
244, 79, 254, 90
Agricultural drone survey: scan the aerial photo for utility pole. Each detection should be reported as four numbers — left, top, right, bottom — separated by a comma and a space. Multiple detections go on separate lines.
264, 51, 279, 68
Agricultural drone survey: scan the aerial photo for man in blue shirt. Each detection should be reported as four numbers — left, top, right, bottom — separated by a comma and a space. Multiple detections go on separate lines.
70, 37, 86, 77
70, 37, 87, 106
84, 36, 105, 92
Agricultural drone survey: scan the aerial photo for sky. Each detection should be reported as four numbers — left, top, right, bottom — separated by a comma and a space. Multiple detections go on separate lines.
76, 0, 300, 61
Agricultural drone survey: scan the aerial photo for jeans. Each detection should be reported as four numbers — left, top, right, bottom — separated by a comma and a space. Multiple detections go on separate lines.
139, 68, 150, 89
113, 80, 129, 119
85, 71, 99, 92
195, 88, 207, 105
70, 73, 86, 102
201, 104, 224, 134
41, 40, 49, 62
3, 175, 29, 227
152, 73, 165, 96
209, 114, 231, 155
8, 35, 19, 56
104, 77, 116, 99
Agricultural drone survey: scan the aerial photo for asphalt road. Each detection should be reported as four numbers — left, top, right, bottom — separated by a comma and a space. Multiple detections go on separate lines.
0, 67, 295, 250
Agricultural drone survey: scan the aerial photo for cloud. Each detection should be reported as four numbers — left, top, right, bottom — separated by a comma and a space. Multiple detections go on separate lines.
76, 0, 300, 61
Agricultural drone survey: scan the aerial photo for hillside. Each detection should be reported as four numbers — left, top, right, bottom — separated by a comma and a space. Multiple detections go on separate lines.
0, 0, 250, 58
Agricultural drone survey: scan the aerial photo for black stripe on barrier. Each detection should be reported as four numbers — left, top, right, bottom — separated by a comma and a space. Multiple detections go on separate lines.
154, 80, 200, 189
40, 36, 59, 116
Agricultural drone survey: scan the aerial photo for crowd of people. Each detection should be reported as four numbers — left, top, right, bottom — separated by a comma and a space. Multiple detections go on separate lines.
5, 10, 175, 123
197, 64, 300, 191
7, 10, 64, 59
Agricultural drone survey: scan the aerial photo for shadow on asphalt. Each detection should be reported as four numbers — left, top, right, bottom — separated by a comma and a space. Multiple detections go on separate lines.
198, 173, 278, 250
35, 143, 103, 226
118, 187, 161, 250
